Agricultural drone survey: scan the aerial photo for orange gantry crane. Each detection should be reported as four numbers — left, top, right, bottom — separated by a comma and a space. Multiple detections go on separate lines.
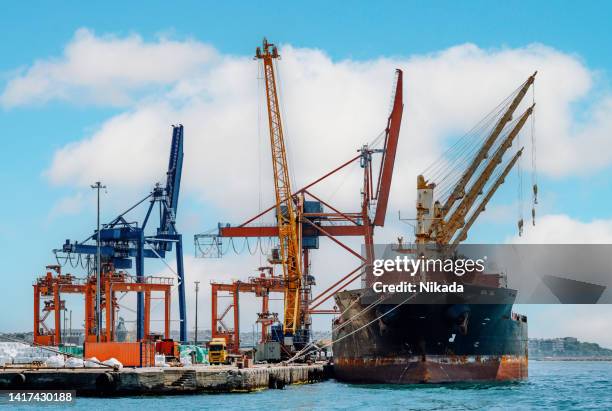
33, 265, 85, 346
211, 268, 285, 354
33, 264, 173, 346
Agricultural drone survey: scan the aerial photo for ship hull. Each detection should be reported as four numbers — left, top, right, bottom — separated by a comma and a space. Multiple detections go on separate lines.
332, 289, 528, 384
334, 354, 527, 384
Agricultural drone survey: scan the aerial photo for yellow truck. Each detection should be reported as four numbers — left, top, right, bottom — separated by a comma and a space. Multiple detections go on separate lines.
208, 338, 228, 365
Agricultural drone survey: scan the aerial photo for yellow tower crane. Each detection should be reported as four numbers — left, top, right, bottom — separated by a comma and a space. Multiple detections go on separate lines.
255, 38, 303, 339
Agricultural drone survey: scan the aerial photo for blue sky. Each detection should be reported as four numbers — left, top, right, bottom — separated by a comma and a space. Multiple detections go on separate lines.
1, 1, 612, 345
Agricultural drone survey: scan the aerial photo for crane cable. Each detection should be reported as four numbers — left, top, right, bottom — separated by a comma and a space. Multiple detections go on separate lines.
331, 293, 389, 334
257, 59, 264, 265
531, 83, 538, 226
517, 116, 524, 236
435, 113, 522, 206
273, 58, 298, 191
289, 289, 410, 363
287, 293, 379, 362
421, 80, 528, 205
422, 87, 516, 180
287, 291, 418, 364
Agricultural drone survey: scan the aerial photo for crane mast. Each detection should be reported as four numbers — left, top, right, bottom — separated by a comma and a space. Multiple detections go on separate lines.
255, 39, 303, 337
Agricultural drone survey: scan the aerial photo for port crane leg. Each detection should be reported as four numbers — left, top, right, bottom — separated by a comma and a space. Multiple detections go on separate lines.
136, 233, 145, 341
53, 283, 61, 345
176, 235, 187, 342
211, 284, 218, 337
261, 293, 270, 343
165, 289, 171, 339
144, 290, 151, 339
106, 285, 112, 341
33, 285, 40, 342
233, 288, 240, 354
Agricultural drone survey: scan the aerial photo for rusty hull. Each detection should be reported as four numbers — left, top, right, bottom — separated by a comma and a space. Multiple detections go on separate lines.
334, 354, 527, 384
332, 289, 528, 384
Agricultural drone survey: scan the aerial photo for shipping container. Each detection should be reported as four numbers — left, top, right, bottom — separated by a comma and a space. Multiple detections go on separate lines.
83, 342, 154, 367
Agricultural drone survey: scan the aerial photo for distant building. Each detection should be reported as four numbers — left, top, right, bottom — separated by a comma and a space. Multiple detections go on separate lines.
552, 338, 565, 352
529, 337, 612, 358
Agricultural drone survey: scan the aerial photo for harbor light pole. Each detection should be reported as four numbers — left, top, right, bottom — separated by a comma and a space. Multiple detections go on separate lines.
194, 281, 200, 345
91, 181, 106, 342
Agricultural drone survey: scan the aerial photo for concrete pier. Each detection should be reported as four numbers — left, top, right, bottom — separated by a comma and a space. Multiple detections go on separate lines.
0, 363, 330, 396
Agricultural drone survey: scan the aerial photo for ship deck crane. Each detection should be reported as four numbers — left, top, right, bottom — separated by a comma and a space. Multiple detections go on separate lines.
438, 104, 535, 244
452, 148, 524, 244
416, 73, 536, 245
440, 72, 537, 217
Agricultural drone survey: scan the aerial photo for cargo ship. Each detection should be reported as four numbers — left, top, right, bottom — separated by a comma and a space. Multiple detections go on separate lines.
332, 270, 529, 383
332, 72, 537, 384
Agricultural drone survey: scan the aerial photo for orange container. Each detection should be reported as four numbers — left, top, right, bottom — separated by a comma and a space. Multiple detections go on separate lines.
155, 339, 179, 356
84, 341, 155, 367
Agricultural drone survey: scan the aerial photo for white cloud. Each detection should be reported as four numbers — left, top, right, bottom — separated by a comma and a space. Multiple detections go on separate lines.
475, 201, 519, 224
509, 214, 612, 243
1, 28, 217, 107
44, 102, 177, 188
48, 192, 86, 219
4, 33, 605, 220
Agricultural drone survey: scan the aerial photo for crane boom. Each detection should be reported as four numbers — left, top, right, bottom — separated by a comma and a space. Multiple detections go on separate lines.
161, 124, 183, 235
439, 103, 535, 244
441, 72, 536, 216
255, 39, 302, 336
373, 69, 403, 226
451, 148, 524, 245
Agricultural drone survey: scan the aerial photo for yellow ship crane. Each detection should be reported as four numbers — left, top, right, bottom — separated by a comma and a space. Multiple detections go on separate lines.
438, 103, 535, 244
255, 38, 303, 338
452, 148, 524, 245
440, 72, 537, 217
416, 73, 537, 245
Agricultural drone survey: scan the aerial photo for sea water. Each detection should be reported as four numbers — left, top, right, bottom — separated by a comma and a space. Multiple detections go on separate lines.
8, 361, 612, 410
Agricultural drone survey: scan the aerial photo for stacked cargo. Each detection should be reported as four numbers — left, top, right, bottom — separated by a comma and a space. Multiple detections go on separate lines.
0, 342, 55, 365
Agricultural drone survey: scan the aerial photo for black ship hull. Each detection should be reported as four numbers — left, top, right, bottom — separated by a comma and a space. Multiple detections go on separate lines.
332, 288, 528, 384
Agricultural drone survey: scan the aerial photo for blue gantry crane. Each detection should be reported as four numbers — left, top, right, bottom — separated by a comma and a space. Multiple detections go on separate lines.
57, 125, 187, 342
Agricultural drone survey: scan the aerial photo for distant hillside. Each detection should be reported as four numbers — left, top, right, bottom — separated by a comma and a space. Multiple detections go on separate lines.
529, 337, 612, 358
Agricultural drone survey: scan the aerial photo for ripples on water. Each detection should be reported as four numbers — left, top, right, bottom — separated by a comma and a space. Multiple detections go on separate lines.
15, 361, 612, 410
